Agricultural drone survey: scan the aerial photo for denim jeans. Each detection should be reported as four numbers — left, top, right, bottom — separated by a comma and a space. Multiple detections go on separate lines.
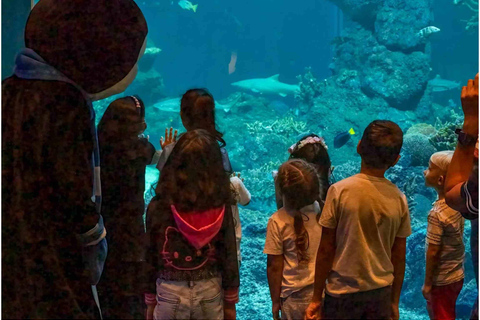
281, 284, 314, 320
153, 277, 223, 320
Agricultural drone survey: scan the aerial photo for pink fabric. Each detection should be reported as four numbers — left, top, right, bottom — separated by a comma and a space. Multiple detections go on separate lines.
171, 205, 225, 250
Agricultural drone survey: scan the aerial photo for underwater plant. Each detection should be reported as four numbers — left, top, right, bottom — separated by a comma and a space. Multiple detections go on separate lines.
246, 117, 308, 137
429, 110, 463, 151
295, 67, 324, 108
454, 0, 479, 31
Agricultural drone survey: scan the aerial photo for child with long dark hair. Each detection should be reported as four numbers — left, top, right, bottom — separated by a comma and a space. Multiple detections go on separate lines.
274, 134, 332, 210
157, 88, 232, 173
264, 159, 322, 320
97, 96, 159, 319
144, 129, 239, 320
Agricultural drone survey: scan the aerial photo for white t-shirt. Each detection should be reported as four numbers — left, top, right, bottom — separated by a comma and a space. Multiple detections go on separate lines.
319, 173, 411, 296
263, 202, 322, 298
425, 199, 465, 286
230, 176, 251, 262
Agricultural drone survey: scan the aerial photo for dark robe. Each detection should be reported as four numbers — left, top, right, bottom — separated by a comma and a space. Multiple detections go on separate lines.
97, 137, 156, 319
2, 78, 100, 318
2, 0, 148, 318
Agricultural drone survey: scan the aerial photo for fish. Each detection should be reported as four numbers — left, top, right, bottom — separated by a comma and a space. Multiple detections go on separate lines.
334, 128, 355, 148
178, 0, 198, 12
428, 75, 461, 92
144, 47, 162, 55
228, 52, 237, 75
417, 26, 440, 38
231, 74, 300, 97
152, 96, 240, 113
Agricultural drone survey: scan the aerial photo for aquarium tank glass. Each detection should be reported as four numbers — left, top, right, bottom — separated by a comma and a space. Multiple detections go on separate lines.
32, 0, 479, 319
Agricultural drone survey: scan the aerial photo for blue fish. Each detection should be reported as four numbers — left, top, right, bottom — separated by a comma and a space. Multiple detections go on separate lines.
334, 128, 355, 148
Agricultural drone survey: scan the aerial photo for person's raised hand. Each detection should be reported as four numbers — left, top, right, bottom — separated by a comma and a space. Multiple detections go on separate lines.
231, 172, 244, 182
160, 127, 178, 150
461, 73, 479, 121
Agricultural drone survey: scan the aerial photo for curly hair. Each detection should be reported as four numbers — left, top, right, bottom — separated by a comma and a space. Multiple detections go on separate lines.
277, 159, 319, 265
153, 129, 231, 212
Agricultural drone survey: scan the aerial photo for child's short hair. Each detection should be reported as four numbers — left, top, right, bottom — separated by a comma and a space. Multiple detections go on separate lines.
430, 151, 454, 174
359, 120, 403, 169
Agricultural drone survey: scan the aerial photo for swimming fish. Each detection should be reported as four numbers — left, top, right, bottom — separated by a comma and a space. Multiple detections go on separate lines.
334, 128, 355, 148
231, 74, 300, 97
228, 52, 237, 75
428, 75, 461, 92
152, 96, 239, 113
178, 0, 198, 12
417, 26, 440, 38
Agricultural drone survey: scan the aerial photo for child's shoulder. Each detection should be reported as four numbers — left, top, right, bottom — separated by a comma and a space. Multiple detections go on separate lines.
432, 201, 463, 225
268, 208, 290, 225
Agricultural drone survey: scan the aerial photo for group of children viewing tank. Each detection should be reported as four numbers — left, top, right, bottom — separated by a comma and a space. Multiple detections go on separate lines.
2, 1, 478, 320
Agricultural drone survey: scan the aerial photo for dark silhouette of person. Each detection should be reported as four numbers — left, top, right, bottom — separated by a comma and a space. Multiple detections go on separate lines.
2, 1, 148, 318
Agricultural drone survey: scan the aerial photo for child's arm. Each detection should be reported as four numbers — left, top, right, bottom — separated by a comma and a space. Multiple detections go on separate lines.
423, 243, 441, 301
305, 227, 336, 319
231, 175, 251, 206
267, 254, 284, 320
390, 237, 406, 320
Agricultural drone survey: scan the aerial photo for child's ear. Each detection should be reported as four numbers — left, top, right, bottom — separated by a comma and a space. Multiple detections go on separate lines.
356, 140, 362, 155
437, 175, 445, 186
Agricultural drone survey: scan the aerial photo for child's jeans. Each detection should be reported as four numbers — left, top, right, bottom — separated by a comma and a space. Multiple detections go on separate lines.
281, 284, 314, 320
426, 279, 464, 320
153, 277, 223, 320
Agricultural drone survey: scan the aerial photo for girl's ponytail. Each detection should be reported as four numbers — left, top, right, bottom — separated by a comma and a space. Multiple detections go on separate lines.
293, 210, 310, 265
277, 159, 319, 266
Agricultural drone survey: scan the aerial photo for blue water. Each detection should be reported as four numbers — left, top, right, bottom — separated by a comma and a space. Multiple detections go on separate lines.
88, 0, 479, 319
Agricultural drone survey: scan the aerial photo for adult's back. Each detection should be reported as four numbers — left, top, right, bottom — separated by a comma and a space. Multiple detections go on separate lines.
1, 0, 148, 318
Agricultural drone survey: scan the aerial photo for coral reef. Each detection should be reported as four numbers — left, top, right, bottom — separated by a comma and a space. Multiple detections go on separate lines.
375, 0, 434, 52
454, 0, 479, 31
403, 133, 437, 166
406, 123, 436, 136
295, 67, 325, 108
429, 110, 463, 151
328, 0, 434, 112
330, 25, 431, 111
246, 117, 308, 137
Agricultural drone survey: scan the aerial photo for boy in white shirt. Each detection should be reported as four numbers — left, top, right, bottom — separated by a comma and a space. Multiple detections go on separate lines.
305, 120, 412, 320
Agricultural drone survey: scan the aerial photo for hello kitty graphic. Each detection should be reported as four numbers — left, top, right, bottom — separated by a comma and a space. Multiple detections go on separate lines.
161, 226, 214, 271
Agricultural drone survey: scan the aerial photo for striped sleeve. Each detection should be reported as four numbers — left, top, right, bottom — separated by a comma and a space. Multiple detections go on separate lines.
462, 177, 478, 219
224, 287, 240, 304
426, 211, 443, 245
144, 293, 156, 306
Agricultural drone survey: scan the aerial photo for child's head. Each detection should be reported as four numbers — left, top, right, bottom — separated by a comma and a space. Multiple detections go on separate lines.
289, 134, 331, 200
98, 95, 146, 142
277, 159, 319, 265
155, 129, 231, 212
424, 151, 454, 192
180, 88, 225, 146
358, 120, 403, 170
